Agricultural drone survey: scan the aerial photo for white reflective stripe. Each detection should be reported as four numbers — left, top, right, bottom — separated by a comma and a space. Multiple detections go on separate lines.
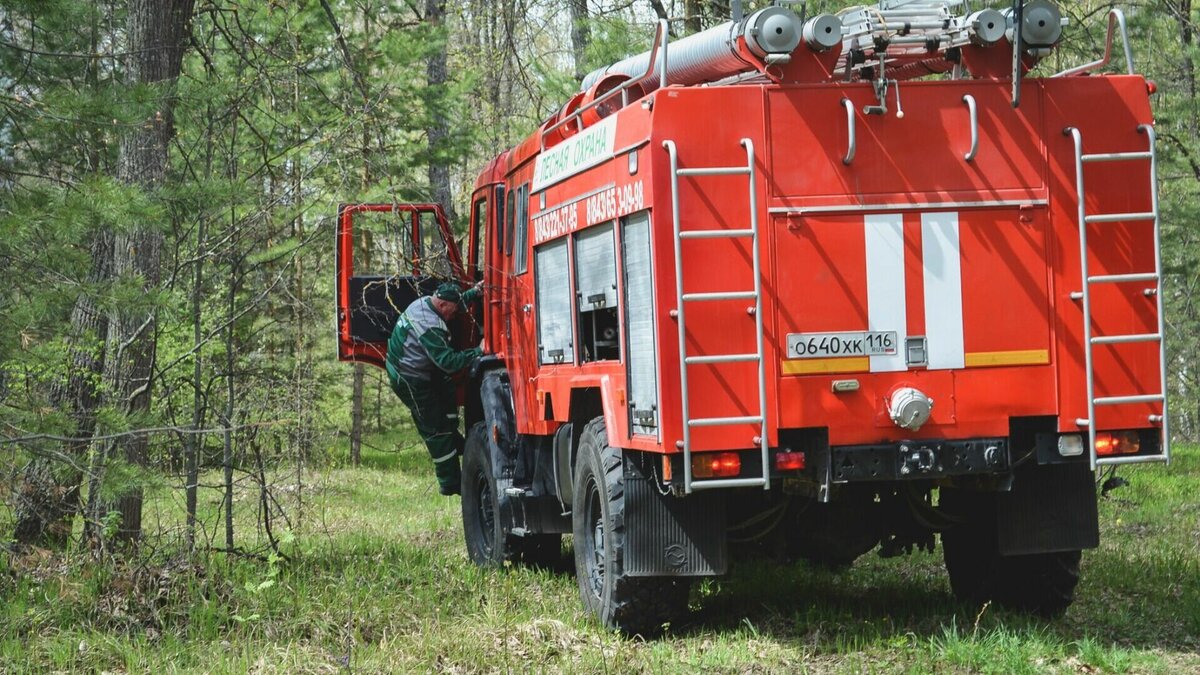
921, 212, 965, 369
432, 450, 458, 464
865, 214, 908, 373
445, 414, 458, 419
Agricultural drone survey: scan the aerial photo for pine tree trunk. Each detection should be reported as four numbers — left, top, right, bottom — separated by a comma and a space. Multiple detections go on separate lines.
351, 365, 364, 465
1180, 1, 1196, 139
11, 1, 112, 550
569, 0, 591, 81
12, 230, 111, 548
93, 0, 195, 547
425, 0, 456, 225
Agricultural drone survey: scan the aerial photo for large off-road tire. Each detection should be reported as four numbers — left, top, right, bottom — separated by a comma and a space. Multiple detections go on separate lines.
940, 488, 1081, 616
462, 422, 561, 567
573, 418, 689, 635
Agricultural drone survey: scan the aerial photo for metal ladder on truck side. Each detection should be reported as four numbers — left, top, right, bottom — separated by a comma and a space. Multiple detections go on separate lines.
1065, 124, 1170, 469
662, 138, 769, 493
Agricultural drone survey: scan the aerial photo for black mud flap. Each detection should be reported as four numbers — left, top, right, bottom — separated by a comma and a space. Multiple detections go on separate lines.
997, 463, 1099, 555
623, 457, 727, 577
480, 369, 518, 478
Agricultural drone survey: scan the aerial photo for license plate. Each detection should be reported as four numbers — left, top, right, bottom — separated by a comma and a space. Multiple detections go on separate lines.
786, 331, 898, 359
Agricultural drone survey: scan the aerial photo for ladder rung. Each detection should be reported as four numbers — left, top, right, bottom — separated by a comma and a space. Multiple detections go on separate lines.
682, 291, 757, 302
688, 477, 770, 491
677, 167, 751, 177
1081, 151, 1153, 163
1097, 454, 1169, 467
1088, 273, 1158, 284
1094, 393, 1164, 406
1085, 212, 1156, 223
685, 353, 760, 365
1091, 333, 1162, 345
688, 415, 763, 427
679, 229, 755, 240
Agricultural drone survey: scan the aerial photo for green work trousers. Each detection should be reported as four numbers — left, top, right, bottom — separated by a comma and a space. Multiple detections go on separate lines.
391, 374, 464, 495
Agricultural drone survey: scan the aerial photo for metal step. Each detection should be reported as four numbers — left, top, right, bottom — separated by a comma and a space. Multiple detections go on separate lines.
684, 353, 760, 365
1090, 333, 1161, 345
1093, 393, 1164, 406
1081, 151, 1153, 163
1088, 272, 1158, 284
1085, 211, 1156, 224
677, 166, 751, 177
679, 229, 754, 239
1097, 454, 1170, 467
687, 415, 763, 428
682, 290, 756, 302
688, 477, 770, 491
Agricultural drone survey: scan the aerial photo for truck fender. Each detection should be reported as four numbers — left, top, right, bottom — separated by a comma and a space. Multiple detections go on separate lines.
566, 374, 624, 448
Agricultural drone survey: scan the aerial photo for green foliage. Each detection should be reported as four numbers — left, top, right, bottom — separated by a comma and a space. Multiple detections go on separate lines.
1, 438, 1196, 672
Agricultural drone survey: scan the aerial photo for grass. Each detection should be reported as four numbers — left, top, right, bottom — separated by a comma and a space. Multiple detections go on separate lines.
2, 436, 1198, 673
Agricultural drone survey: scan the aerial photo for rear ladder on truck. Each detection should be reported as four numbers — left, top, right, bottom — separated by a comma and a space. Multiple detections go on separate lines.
1065, 124, 1170, 469
662, 138, 770, 493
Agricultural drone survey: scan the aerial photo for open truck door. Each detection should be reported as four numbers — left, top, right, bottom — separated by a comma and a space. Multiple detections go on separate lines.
335, 203, 469, 369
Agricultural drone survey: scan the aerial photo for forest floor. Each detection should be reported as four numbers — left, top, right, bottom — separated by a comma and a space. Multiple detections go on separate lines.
2, 434, 1198, 674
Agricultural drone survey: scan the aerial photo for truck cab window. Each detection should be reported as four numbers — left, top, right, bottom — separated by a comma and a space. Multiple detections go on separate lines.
514, 184, 529, 275
471, 196, 487, 280
418, 210, 453, 278
505, 186, 516, 257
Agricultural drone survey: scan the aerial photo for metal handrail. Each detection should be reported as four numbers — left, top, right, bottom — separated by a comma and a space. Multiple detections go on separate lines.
962, 94, 978, 162
540, 19, 670, 151
1054, 8, 1135, 78
841, 98, 856, 165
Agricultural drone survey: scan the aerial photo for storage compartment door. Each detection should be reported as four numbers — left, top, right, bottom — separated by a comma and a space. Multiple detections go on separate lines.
535, 239, 574, 365
624, 212, 659, 436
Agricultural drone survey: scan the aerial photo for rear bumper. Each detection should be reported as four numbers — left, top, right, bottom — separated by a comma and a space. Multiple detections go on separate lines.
830, 437, 1009, 483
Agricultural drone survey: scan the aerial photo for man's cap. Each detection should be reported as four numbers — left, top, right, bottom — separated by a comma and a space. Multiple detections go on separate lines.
434, 282, 463, 304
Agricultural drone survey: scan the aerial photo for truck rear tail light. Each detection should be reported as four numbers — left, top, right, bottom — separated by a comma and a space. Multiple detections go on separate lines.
1095, 431, 1141, 456
692, 452, 741, 479
1057, 434, 1084, 457
775, 451, 806, 471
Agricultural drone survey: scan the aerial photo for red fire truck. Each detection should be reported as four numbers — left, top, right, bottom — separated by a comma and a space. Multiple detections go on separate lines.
336, 0, 1169, 633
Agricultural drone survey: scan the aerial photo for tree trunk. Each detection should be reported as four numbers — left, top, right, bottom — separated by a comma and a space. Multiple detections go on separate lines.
11, 1, 111, 550
92, 0, 195, 547
1180, 1, 1196, 139
684, 0, 702, 35
12, 230, 111, 548
425, 0, 456, 225
351, 365, 364, 465
569, 0, 591, 81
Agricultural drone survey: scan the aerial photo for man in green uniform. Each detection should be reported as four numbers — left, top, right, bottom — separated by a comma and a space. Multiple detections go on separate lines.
386, 282, 483, 495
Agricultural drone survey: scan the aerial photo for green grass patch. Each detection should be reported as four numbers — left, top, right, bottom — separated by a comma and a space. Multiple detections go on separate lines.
2, 441, 1198, 673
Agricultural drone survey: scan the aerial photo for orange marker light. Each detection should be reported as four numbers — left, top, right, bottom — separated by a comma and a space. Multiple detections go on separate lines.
692, 452, 741, 478
1095, 431, 1141, 456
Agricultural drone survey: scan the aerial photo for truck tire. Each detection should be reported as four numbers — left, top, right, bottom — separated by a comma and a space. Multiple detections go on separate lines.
462, 422, 561, 567
572, 418, 689, 635
940, 488, 1081, 616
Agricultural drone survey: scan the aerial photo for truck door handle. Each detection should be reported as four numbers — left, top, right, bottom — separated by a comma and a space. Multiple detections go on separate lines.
842, 98, 856, 165
963, 94, 978, 162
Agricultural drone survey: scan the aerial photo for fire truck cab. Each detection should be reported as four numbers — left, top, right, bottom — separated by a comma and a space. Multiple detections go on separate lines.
336, 0, 1170, 634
